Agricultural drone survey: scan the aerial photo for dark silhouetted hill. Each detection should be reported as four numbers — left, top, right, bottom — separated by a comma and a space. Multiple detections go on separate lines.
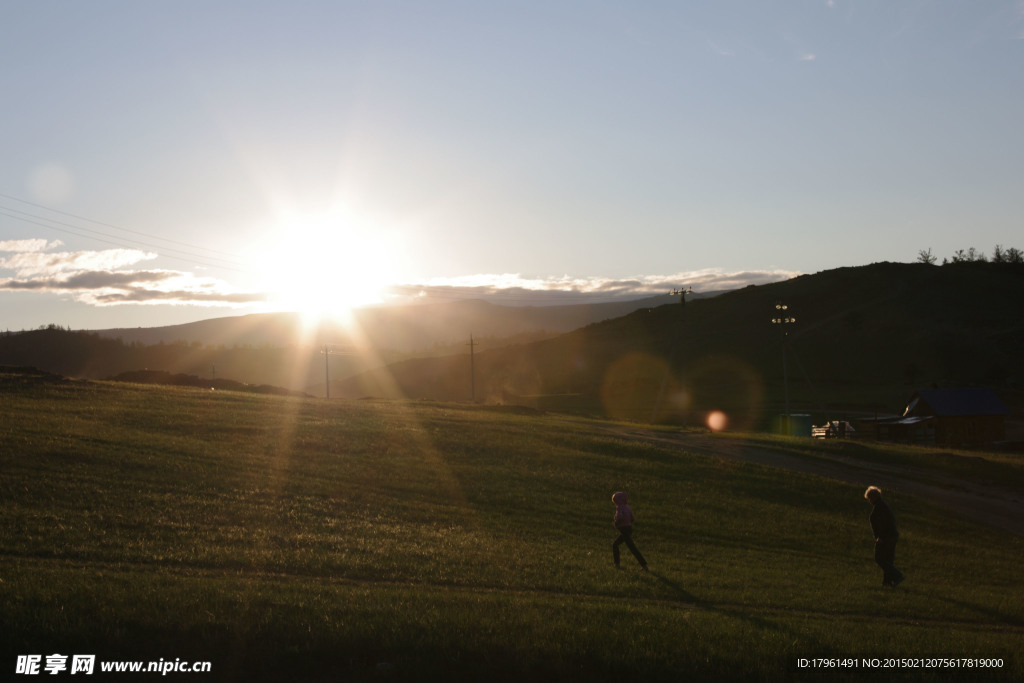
5, 263, 1022, 431
333, 262, 1024, 428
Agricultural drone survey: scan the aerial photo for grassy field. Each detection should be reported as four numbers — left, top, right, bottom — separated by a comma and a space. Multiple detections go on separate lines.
2, 369, 1021, 681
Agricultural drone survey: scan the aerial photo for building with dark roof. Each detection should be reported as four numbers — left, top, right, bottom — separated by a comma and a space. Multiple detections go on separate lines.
887, 388, 1010, 447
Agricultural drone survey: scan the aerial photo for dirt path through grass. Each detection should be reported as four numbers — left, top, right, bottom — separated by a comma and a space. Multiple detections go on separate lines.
565, 420, 1024, 538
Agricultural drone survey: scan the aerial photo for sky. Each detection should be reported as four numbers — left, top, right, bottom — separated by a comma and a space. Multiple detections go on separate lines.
2, 0, 1022, 331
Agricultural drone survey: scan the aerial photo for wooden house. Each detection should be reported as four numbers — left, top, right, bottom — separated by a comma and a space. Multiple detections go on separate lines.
894, 388, 1009, 447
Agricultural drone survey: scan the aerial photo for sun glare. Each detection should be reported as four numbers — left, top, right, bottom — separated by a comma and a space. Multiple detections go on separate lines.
254, 209, 401, 326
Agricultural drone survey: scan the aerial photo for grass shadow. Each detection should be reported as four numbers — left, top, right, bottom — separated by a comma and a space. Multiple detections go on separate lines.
647, 569, 702, 605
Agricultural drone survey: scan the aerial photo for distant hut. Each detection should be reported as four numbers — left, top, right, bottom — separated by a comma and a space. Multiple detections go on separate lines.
882, 388, 1009, 447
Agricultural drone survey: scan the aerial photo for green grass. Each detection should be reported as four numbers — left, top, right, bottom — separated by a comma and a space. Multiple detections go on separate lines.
734, 431, 1024, 488
2, 372, 1021, 681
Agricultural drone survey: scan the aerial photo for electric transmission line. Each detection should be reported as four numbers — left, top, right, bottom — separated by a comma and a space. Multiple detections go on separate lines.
0, 192, 251, 274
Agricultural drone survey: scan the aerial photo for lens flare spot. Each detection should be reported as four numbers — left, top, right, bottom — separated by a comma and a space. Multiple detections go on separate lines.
685, 354, 764, 432
670, 389, 692, 412
706, 410, 729, 432
601, 353, 670, 421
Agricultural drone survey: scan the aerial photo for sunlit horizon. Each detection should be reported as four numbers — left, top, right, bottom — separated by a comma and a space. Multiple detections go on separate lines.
246, 204, 409, 330
2, 3, 1021, 332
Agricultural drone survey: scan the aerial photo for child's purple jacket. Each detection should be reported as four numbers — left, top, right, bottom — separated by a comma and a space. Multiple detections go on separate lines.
612, 491, 635, 528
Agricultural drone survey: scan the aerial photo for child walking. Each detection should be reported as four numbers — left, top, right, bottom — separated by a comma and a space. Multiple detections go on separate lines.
611, 491, 648, 570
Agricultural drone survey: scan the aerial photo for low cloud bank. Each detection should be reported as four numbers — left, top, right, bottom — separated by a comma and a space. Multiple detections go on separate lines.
0, 239, 264, 307
385, 269, 800, 306
1, 239, 799, 311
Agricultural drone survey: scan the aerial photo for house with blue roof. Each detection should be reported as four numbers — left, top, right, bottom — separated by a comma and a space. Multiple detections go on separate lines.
877, 388, 1009, 447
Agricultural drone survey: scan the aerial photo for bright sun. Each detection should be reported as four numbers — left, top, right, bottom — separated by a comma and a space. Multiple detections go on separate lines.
254, 209, 401, 325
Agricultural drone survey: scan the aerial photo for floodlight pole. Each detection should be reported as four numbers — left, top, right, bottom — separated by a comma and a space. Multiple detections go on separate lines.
771, 303, 796, 433
671, 286, 692, 312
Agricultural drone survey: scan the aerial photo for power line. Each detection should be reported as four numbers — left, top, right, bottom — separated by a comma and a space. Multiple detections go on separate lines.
0, 192, 240, 260
0, 194, 252, 274
0, 192, 692, 308
0, 206, 252, 274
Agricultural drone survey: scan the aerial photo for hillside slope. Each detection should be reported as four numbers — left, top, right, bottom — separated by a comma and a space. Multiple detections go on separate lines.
335, 262, 1024, 426
3, 371, 1022, 681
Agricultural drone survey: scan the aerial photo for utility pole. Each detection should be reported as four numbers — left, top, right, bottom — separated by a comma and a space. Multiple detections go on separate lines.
652, 286, 691, 423
321, 344, 355, 399
323, 345, 330, 399
466, 334, 477, 403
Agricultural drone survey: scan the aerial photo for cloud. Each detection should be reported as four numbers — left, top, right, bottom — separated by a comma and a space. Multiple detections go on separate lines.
1, 241, 799, 312
1, 247, 158, 278
0, 238, 62, 253
386, 269, 800, 306
0, 240, 264, 307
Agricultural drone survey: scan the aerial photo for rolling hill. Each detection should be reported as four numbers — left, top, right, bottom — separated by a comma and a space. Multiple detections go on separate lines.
0, 295, 687, 392
3, 261, 1021, 432
91, 294, 687, 351
333, 262, 1024, 429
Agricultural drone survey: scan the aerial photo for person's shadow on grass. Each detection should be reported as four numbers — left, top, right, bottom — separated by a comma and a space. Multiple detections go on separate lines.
646, 570, 702, 605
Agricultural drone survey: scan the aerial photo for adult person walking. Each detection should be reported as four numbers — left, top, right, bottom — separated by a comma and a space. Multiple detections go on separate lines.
864, 486, 904, 587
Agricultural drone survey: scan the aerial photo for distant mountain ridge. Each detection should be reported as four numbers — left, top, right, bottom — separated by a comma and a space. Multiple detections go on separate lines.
0, 293, 705, 392
91, 293, 694, 351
